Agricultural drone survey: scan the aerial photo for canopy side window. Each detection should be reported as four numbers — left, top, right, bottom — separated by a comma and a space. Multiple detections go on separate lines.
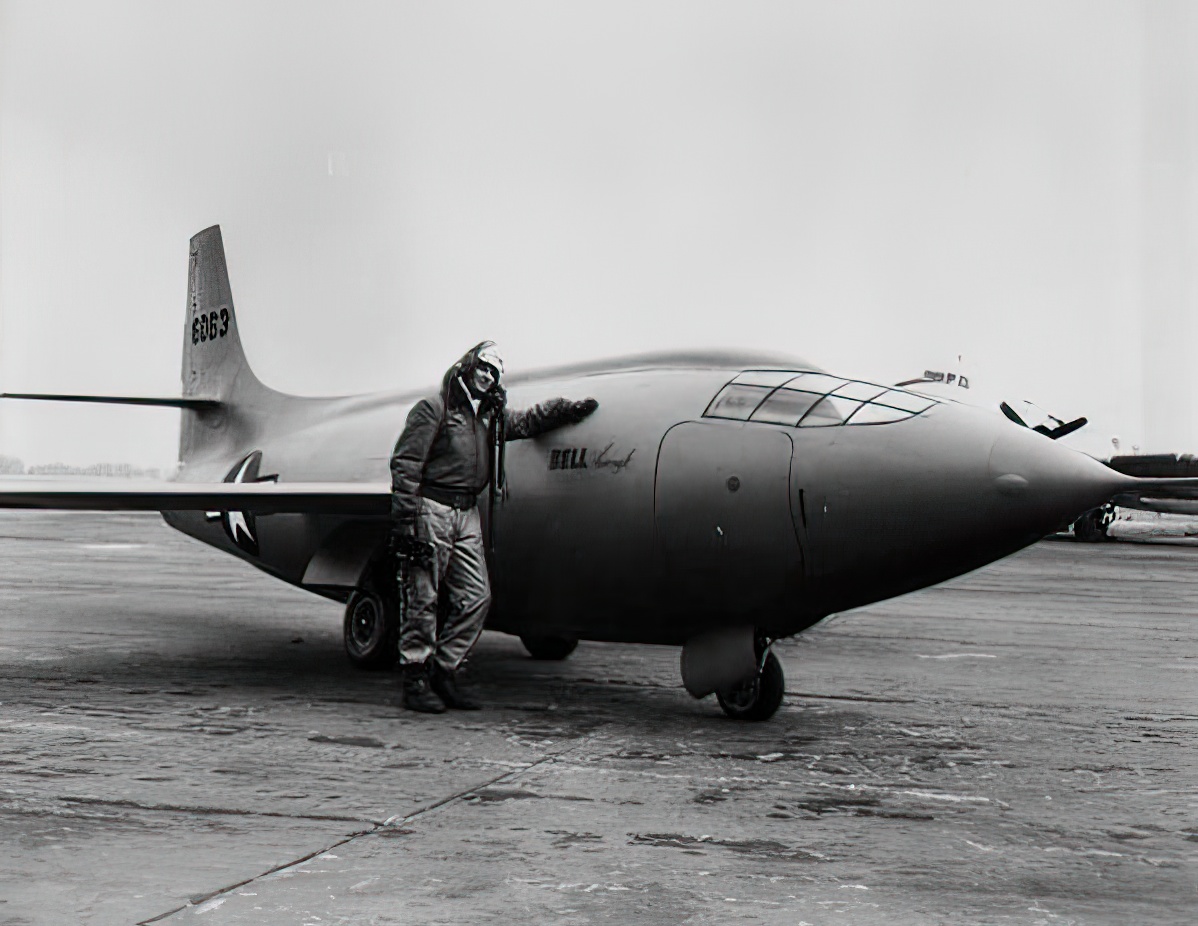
869, 389, 935, 414
844, 403, 916, 425
786, 373, 847, 395
705, 383, 773, 420
832, 381, 887, 403
798, 395, 848, 427
703, 370, 937, 426
750, 389, 826, 425
747, 373, 848, 426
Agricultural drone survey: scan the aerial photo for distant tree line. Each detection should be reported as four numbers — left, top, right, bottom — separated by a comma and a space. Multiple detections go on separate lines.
0, 455, 23, 475
21, 462, 161, 478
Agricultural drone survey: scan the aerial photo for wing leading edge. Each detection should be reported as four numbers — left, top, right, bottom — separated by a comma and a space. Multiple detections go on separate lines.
0, 393, 221, 410
0, 479, 390, 515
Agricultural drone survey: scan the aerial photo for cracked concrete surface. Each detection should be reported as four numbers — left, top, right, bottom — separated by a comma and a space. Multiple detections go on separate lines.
0, 512, 1196, 924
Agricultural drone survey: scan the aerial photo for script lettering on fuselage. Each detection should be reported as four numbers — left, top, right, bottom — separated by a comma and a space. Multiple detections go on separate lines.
191, 307, 231, 345
592, 442, 635, 473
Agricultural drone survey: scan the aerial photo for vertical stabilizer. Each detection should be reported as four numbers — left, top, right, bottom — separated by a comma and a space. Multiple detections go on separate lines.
180, 225, 275, 465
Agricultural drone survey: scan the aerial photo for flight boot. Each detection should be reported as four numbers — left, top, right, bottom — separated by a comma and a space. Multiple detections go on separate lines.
429, 663, 483, 711
401, 662, 446, 714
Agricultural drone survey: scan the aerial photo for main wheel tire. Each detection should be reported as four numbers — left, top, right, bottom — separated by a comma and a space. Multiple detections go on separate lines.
343, 589, 399, 670
520, 634, 578, 661
717, 651, 785, 721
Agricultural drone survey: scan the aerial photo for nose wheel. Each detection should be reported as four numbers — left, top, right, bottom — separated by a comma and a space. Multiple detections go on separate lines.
716, 649, 785, 721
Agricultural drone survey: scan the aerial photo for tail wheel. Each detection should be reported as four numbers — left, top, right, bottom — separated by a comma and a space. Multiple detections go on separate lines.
343, 589, 399, 670
717, 651, 785, 721
520, 634, 578, 661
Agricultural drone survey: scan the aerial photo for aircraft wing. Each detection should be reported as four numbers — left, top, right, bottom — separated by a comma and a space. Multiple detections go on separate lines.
1111, 477, 1198, 516
0, 392, 221, 410
0, 479, 390, 515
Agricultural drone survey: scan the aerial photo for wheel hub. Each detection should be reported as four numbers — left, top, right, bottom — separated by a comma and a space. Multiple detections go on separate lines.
720, 675, 761, 711
350, 598, 380, 650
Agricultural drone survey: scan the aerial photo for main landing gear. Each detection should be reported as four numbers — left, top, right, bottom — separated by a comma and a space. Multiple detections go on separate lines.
520, 634, 578, 660
343, 588, 399, 670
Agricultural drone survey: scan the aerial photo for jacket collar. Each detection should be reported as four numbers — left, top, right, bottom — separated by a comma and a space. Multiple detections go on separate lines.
450, 376, 482, 418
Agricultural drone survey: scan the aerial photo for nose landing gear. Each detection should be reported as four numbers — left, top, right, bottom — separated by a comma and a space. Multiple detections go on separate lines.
716, 638, 785, 721
680, 627, 787, 720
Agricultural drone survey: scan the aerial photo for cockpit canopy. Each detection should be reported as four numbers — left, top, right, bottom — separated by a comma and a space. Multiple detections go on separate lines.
704, 370, 937, 428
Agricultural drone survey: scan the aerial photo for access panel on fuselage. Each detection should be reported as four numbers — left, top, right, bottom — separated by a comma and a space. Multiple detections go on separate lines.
654, 421, 801, 621
488, 404, 658, 634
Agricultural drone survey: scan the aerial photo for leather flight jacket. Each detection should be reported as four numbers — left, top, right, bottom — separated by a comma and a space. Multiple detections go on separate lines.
390, 378, 589, 536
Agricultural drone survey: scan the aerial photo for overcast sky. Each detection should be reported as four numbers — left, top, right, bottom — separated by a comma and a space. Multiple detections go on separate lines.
1, 1, 1195, 467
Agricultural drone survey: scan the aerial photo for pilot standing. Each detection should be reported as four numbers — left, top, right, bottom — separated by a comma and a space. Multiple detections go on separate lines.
389, 341, 598, 713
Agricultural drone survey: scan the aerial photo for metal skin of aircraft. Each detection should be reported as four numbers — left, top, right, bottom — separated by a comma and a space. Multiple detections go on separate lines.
2, 226, 1196, 721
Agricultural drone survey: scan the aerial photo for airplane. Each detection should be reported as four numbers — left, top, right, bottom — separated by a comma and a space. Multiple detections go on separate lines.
2, 225, 1197, 721
897, 365, 1198, 536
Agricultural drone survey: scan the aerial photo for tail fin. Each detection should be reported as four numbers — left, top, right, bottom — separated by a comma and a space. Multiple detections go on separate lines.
183, 225, 266, 403
180, 226, 278, 465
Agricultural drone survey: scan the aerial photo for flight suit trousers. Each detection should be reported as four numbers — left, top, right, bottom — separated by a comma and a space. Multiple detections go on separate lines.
396, 497, 492, 672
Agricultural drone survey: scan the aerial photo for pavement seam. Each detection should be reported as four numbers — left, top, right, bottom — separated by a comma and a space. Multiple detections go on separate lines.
56, 795, 375, 824
136, 731, 601, 925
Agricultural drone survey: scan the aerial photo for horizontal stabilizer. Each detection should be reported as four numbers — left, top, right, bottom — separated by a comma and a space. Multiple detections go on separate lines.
1, 393, 221, 410
0, 479, 389, 515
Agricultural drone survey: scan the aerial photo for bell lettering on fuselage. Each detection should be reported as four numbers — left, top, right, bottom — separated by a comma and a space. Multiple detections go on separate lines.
548, 447, 588, 471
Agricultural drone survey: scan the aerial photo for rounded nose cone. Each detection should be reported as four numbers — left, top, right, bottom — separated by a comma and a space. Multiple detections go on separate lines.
988, 425, 1128, 533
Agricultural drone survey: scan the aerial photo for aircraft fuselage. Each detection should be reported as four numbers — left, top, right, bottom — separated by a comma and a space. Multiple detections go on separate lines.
162, 355, 1127, 647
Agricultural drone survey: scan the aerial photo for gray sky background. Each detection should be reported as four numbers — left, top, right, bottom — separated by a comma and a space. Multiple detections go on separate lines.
1, 1, 1194, 467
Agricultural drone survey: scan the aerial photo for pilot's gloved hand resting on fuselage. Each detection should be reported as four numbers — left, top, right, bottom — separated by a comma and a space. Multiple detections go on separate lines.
565, 398, 598, 423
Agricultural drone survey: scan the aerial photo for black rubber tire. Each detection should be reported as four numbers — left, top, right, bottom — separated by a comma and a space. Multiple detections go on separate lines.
343, 589, 399, 670
717, 651, 785, 721
1072, 508, 1108, 543
520, 634, 578, 661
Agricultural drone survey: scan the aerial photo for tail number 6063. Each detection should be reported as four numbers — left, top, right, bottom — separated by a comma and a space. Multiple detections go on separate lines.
192, 308, 230, 345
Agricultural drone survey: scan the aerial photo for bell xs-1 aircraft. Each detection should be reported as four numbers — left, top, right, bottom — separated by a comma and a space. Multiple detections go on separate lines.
3, 226, 1197, 721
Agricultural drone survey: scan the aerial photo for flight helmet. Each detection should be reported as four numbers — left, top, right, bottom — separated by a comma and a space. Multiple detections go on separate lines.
443, 340, 504, 399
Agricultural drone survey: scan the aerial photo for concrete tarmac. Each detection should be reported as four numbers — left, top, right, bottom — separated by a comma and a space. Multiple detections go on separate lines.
0, 512, 1195, 925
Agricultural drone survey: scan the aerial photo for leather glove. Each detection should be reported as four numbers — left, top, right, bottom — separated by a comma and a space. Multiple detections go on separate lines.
482, 383, 508, 414
566, 398, 599, 424
390, 531, 434, 567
